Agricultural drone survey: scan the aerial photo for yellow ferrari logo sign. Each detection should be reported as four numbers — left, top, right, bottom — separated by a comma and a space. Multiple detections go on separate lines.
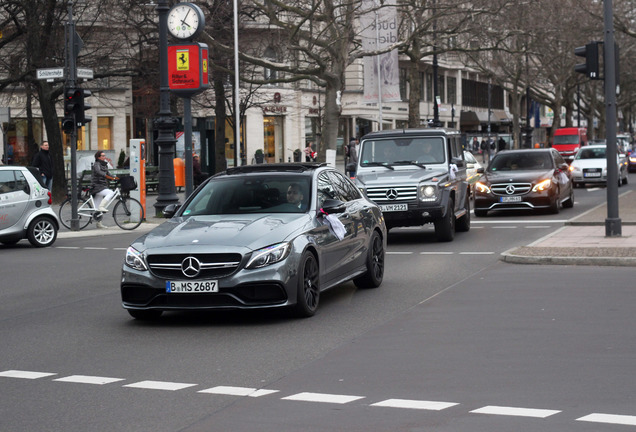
176, 50, 189, 71
203, 59, 208, 73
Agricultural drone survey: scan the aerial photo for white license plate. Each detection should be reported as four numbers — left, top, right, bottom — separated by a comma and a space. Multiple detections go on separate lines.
584, 172, 601, 177
379, 203, 408, 212
166, 280, 218, 293
500, 196, 522, 203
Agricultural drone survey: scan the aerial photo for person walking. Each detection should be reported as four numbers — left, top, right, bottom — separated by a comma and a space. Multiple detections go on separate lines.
91, 151, 119, 229
31, 141, 54, 190
346, 138, 358, 178
480, 138, 488, 164
304, 142, 315, 162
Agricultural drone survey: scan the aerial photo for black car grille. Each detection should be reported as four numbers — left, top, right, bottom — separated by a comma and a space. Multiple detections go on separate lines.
491, 183, 532, 196
147, 253, 242, 279
366, 186, 417, 203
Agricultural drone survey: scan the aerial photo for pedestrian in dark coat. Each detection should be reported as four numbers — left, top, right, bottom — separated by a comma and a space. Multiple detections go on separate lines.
31, 141, 54, 189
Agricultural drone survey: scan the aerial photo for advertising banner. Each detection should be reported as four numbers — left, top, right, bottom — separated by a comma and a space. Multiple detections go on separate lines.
360, 0, 401, 103
168, 42, 210, 96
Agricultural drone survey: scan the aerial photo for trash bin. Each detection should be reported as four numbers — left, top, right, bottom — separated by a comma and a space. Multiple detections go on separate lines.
293, 149, 302, 162
173, 158, 185, 189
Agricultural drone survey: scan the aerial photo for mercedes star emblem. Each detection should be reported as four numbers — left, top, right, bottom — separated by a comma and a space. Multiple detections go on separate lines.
386, 189, 399, 200
181, 256, 202, 278
505, 185, 516, 195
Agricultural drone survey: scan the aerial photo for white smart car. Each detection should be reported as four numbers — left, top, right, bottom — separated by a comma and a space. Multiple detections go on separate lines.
0, 166, 59, 247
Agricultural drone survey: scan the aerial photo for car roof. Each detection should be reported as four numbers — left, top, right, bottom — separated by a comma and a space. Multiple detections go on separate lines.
217, 162, 328, 177
361, 128, 461, 140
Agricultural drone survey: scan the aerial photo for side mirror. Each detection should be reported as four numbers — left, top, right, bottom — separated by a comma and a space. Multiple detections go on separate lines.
319, 199, 346, 215
163, 203, 181, 218
477, 167, 485, 174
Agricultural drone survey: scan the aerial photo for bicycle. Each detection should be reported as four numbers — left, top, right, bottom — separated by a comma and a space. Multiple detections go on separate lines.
58, 178, 145, 230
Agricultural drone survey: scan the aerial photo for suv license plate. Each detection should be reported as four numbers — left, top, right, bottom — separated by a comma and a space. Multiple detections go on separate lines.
166, 280, 218, 293
379, 204, 408, 212
500, 196, 522, 203
584, 172, 601, 177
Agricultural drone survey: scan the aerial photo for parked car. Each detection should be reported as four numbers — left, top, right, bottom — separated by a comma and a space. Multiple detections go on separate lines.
569, 144, 629, 188
120, 163, 387, 320
0, 166, 59, 247
473, 149, 574, 216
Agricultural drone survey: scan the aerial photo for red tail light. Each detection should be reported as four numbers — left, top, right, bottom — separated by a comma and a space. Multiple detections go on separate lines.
47, 191, 52, 205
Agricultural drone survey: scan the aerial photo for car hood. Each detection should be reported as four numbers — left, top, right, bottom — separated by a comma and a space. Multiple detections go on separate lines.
571, 159, 608, 169
132, 213, 312, 252
481, 169, 554, 184
357, 166, 449, 186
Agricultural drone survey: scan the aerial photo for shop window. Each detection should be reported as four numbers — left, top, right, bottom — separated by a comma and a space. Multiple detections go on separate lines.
98, 117, 113, 150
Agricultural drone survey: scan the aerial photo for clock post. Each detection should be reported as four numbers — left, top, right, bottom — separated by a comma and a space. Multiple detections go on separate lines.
153, 0, 180, 217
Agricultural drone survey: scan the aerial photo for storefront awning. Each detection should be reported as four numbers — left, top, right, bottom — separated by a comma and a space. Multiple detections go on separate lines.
459, 111, 479, 126
495, 110, 512, 123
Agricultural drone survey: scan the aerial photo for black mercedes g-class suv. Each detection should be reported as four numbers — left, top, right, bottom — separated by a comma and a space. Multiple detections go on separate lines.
354, 128, 471, 242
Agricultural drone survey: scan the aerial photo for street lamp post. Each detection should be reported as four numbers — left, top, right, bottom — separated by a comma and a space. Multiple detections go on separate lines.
153, 0, 179, 216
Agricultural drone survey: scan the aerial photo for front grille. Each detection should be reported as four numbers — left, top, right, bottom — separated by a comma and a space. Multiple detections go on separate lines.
147, 253, 242, 279
491, 183, 532, 196
366, 186, 418, 203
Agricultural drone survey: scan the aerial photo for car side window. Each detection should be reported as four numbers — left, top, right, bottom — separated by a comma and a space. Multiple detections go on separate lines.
328, 171, 361, 202
0, 170, 18, 194
317, 172, 337, 207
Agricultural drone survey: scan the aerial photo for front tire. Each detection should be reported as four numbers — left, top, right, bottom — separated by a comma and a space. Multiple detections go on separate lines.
563, 185, 574, 208
434, 197, 455, 242
294, 252, 320, 318
549, 189, 560, 214
354, 230, 385, 289
456, 193, 471, 232
113, 197, 144, 230
27, 216, 57, 247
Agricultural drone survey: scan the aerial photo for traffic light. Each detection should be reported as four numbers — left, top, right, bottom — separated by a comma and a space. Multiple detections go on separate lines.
574, 41, 601, 80
64, 87, 77, 118
78, 88, 92, 126
62, 116, 74, 134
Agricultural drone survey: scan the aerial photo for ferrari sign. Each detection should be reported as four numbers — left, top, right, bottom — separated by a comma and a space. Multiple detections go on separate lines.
168, 42, 210, 96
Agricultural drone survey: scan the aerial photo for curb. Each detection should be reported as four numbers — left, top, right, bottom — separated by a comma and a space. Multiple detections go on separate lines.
500, 248, 636, 267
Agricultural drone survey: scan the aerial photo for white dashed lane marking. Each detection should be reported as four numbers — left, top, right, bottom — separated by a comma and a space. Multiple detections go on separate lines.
282, 392, 365, 404
471, 405, 561, 418
0, 370, 56, 379
123, 380, 197, 391
198, 386, 279, 397
3, 369, 633, 427
577, 413, 636, 426
371, 399, 458, 410
54, 375, 125, 385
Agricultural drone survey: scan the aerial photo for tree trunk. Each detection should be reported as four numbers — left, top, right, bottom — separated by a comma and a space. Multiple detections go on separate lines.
318, 78, 343, 160
35, 82, 66, 202
408, 58, 421, 128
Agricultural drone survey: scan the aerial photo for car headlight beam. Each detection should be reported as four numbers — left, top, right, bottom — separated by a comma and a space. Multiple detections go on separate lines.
532, 179, 552, 192
246, 242, 291, 269
125, 247, 148, 271
475, 181, 491, 194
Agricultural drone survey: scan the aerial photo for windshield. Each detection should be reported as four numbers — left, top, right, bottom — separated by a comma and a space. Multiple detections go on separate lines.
181, 175, 311, 216
553, 135, 580, 145
489, 152, 553, 171
576, 147, 606, 159
360, 137, 446, 165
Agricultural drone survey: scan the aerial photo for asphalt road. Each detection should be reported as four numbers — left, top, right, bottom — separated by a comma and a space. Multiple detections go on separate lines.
1, 180, 634, 431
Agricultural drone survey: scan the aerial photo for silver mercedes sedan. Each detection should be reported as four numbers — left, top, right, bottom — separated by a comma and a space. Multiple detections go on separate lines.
121, 163, 386, 319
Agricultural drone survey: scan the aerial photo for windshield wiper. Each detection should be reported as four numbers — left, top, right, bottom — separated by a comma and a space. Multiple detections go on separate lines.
392, 160, 427, 168
363, 161, 394, 170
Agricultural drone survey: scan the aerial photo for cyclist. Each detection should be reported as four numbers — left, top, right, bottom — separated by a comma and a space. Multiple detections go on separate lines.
91, 151, 119, 229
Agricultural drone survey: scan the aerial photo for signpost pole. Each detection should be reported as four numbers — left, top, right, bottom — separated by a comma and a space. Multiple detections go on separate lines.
66, 4, 80, 231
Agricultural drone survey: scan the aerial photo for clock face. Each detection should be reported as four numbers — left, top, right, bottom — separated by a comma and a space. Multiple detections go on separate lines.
167, 3, 204, 40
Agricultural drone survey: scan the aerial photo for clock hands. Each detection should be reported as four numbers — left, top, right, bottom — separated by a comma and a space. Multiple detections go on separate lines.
180, 9, 191, 28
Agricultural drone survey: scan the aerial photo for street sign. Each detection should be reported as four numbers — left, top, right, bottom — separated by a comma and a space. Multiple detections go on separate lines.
36, 68, 64, 81
77, 68, 94, 79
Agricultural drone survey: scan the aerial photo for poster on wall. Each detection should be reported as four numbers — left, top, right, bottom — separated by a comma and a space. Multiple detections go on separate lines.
175, 131, 201, 159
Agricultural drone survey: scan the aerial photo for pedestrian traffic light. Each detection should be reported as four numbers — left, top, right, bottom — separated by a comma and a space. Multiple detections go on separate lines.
574, 41, 601, 80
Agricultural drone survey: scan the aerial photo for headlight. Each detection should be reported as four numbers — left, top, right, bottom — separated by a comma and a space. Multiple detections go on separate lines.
246, 242, 291, 269
475, 181, 491, 193
419, 185, 437, 201
532, 179, 552, 192
125, 247, 148, 271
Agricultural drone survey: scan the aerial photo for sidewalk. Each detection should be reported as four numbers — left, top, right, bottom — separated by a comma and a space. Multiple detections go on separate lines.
502, 189, 636, 266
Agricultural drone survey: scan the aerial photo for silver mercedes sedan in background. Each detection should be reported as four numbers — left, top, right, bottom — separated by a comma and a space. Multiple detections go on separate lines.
121, 163, 386, 319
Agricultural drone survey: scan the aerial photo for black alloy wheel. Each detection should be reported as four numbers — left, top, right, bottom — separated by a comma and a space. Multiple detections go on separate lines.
354, 230, 385, 289
294, 251, 320, 318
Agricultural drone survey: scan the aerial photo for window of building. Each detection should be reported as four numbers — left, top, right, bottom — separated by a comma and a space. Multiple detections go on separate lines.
439, 75, 446, 104
264, 47, 277, 81
97, 117, 113, 150
419, 72, 425, 101
399, 68, 407, 100
447, 76, 457, 105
